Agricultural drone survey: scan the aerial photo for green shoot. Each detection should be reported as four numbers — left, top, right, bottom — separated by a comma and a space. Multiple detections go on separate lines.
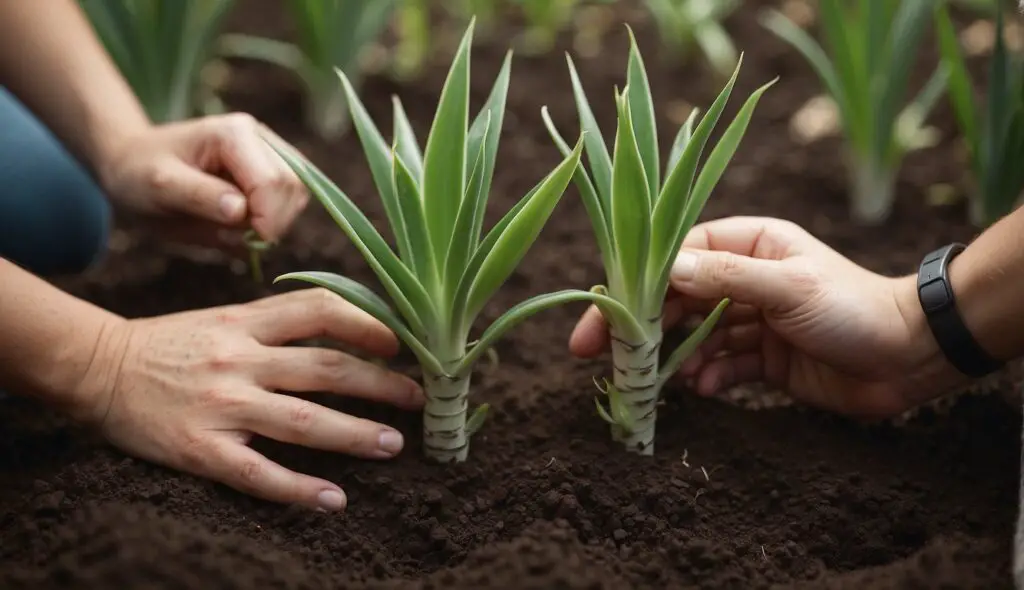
265, 21, 633, 463
393, 0, 431, 80
642, 0, 741, 78
79, 0, 235, 123
218, 0, 399, 140
937, 4, 1024, 227
509, 0, 585, 55
543, 29, 775, 455
761, 0, 948, 225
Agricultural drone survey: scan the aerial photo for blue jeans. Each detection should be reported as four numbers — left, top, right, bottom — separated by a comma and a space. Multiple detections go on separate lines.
0, 88, 111, 400
0, 87, 110, 276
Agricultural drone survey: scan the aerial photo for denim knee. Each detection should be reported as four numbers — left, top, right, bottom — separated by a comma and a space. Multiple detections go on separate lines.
0, 87, 110, 276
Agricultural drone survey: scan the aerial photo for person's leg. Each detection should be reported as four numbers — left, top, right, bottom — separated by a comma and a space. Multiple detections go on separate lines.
0, 88, 111, 401
0, 86, 111, 276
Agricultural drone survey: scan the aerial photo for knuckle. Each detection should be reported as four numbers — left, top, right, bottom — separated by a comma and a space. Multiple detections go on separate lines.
225, 112, 257, 132
238, 460, 263, 487
213, 305, 246, 326
706, 253, 743, 286
344, 424, 378, 453
287, 400, 317, 434
146, 164, 174, 191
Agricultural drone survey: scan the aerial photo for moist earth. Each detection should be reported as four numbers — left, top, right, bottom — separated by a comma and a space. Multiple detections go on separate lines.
1, 1, 1019, 588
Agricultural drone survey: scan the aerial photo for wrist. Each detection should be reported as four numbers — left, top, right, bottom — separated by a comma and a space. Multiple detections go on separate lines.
891, 274, 971, 404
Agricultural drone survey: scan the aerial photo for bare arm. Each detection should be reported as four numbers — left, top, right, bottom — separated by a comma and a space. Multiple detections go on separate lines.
0, 0, 151, 179
0, 258, 125, 419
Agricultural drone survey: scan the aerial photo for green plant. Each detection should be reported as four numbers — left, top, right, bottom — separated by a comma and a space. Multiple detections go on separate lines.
264, 21, 634, 463
541, 30, 775, 454
761, 0, 948, 225
643, 0, 740, 78
937, 3, 1024, 226
219, 0, 399, 140
79, 0, 235, 123
393, 0, 431, 80
510, 0, 584, 55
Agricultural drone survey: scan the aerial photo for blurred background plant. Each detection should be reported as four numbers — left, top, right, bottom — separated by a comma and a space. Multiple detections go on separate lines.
642, 0, 740, 78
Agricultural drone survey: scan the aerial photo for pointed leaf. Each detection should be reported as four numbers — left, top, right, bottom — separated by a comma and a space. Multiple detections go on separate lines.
658, 298, 730, 389
667, 107, 700, 174
607, 384, 635, 433
264, 134, 435, 336
541, 106, 616, 273
393, 151, 438, 288
451, 285, 642, 377
336, 69, 412, 263
422, 21, 473, 265
610, 91, 651, 307
567, 53, 613, 208
625, 26, 660, 200
595, 398, 616, 425
466, 50, 513, 244
647, 57, 741, 295
935, 5, 977, 162
445, 115, 491, 297
465, 403, 490, 436
462, 136, 585, 324
392, 96, 424, 183
274, 271, 443, 376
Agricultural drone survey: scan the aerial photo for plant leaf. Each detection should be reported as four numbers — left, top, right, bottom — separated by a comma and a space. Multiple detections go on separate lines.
422, 20, 473, 269
594, 397, 616, 425
274, 271, 443, 375
610, 89, 651, 308
465, 403, 490, 436
658, 298, 730, 389
445, 114, 491, 298
264, 133, 436, 336
392, 95, 424, 183
667, 107, 700, 174
462, 135, 584, 326
466, 50, 513, 245
625, 26, 660, 200
451, 285, 642, 376
393, 150, 438, 290
566, 53, 613, 209
541, 106, 616, 275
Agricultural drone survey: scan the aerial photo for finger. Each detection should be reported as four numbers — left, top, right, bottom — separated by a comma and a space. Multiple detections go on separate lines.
239, 392, 406, 460
668, 297, 761, 328
681, 216, 814, 259
569, 304, 608, 358
258, 346, 423, 410
151, 157, 250, 226
670, 248, 817, 312
694, 353, 764, 396
207, 114, 308, 242
248, 288, 400, 357
205, 439, 348, 511
679, 323, 762, 376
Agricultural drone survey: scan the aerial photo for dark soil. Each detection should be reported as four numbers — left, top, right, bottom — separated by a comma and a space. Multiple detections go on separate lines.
1, 1, 1020, 588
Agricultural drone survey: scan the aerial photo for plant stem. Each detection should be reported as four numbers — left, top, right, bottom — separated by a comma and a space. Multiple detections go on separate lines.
422, 368, 471, 463
307, 80, 351, 141
610, 327, 662, 456
847, 152, 896, 225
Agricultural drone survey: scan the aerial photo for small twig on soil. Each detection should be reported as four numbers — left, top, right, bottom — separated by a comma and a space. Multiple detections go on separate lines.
761, 545, 768, 561
700, 466, 710, 481
693, 488, 706, 505
543, 457, 556, 469
681, 449, 690, 467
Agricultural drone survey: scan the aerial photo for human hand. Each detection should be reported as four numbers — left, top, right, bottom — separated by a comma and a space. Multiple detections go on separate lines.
75, 288, 423, 512
570, 216, 963, 419
97, 113, 308, 250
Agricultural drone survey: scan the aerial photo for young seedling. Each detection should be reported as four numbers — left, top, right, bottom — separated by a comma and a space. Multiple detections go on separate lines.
542, 30, 774, 454
936, 4, 1024, 227
80, 0, 236, 123
642, 0, 740, 78
761, 0, 948, 225
218, 0, 399, 140
264, 21, 634, 463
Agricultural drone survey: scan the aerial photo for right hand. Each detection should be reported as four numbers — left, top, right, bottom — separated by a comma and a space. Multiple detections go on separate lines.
570, 216, 963, 419
76, 288, 424, 512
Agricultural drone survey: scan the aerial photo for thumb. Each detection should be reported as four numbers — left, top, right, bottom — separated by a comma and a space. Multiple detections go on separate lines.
153, 158, 249, 226
669, 248, 807, 312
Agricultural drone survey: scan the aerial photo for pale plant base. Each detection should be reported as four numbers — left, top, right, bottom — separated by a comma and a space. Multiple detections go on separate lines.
848, 156, 896, 225
422, 372, 471, 463
610, 330, 662, 455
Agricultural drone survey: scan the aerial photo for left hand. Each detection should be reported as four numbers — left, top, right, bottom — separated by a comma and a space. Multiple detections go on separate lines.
97, 113, 309, 250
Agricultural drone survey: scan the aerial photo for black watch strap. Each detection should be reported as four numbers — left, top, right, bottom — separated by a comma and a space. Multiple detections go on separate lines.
916, 243, 1002, 378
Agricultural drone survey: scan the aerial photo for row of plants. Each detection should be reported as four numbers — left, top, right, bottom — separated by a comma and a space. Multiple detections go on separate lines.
79, 0, 1024, 463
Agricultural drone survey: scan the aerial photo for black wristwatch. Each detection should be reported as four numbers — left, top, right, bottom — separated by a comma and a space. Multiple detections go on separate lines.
916, 243, 1002, 378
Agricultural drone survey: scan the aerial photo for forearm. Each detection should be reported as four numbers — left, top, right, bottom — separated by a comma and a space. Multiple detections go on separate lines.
0, 0, 150, 177
0, 258, 127, 419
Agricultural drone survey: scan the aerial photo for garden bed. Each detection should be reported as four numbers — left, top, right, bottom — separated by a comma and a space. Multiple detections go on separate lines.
1, 1, 1021, 588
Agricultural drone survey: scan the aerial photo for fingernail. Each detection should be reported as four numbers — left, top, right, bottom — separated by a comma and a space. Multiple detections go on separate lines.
672, 251, 698, 281
317, 489, 346, 511
219, 193, 247, 221
378, 429, 404, 455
